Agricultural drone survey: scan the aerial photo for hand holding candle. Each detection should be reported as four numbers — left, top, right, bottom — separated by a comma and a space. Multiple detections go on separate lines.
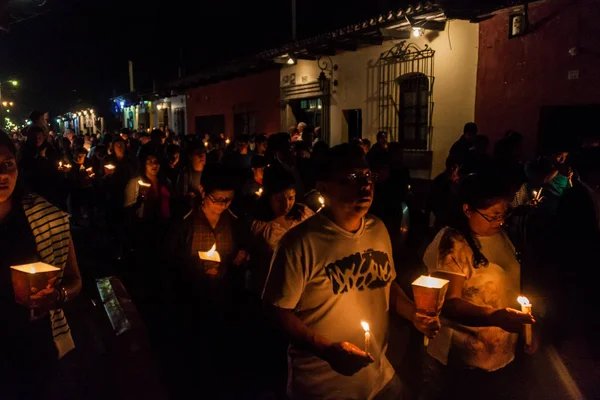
104, 164, 115, 175
198, 243, 221, 263
412, 275, 449, 345
138, 180, 151, 196
517, 296, 533, 346
11, 262, 61, 319
86, 167, 95, 178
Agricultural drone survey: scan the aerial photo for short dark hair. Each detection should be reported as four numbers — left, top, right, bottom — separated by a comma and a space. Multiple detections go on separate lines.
464, 122, 478, 135
255, 134, 268, 145
318, 143, 369, 182
376, 131, 387, 140
74, 146, 88, 156
187, 139, 206, 155
165, 144, 180, 156
251, 155, 269, 169
29, 110, 43, 121
263, 163, 296, 195
201, 163, 237, 194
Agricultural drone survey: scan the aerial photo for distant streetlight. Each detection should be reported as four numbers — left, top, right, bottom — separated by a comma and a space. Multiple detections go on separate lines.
10, 80, 18, 86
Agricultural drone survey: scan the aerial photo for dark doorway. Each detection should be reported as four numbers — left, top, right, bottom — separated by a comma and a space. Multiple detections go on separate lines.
195, 114, 225, 138
343, 109, 362, 142
290, 97, 322, 129
174, 108, 186, 135
234, 112, 256, 137
538, 105, 600, 152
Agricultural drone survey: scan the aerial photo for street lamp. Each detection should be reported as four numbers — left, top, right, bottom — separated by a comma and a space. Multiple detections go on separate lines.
9, 80, 18, 86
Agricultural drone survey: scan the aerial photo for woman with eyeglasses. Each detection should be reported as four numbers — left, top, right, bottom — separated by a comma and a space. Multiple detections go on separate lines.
420, 172, 536, 400
168, 163, 249, 295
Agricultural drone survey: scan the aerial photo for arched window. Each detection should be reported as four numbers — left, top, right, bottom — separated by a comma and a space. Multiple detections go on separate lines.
397, 73, 429, 150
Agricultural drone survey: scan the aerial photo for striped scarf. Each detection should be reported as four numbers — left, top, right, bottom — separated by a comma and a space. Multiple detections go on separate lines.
22, 194, 75, 359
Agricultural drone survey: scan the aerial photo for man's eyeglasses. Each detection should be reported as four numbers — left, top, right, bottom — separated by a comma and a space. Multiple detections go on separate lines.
207, 194, 232, 205
474, 209, 511, 223
338, 172, 378, 185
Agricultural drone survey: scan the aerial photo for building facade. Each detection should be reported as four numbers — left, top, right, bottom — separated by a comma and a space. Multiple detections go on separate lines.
185, 69, 281, 139
475, 0, 600, 157
279, 19, 479, 178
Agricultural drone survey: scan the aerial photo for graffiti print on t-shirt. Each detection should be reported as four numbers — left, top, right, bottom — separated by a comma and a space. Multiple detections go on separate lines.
325, 249, 393, 294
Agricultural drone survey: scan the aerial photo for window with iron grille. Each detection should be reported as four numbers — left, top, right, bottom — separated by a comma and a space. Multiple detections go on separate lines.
377, 42, 435, 151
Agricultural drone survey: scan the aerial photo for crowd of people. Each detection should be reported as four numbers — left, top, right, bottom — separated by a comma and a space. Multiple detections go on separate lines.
1, 115, 599, 399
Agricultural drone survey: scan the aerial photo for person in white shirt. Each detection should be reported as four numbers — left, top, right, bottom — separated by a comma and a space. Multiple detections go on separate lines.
263, 144, 439, 400
421, 172, 536, 400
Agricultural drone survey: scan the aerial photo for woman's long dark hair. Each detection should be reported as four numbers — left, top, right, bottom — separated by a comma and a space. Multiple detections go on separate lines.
253, 163, 302, 222
452, 172, 511, 268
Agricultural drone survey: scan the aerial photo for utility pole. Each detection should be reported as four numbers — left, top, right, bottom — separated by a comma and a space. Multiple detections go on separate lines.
128, 60, 135, 92
292, 0, 297, 41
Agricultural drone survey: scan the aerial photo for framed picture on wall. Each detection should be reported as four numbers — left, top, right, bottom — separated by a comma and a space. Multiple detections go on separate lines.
509, 13, 527, 39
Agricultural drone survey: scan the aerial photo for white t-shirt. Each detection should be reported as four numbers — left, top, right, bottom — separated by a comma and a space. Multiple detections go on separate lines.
423, 227, 521, 372
262, 213, 397, 400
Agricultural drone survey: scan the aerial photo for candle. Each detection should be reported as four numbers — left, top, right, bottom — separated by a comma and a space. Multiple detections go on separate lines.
10, 262, 60, 309
204, 141, 209, 147
225, 138, 231, 145
317, 196, 325, 212
412, 275, 450, 346
517, 296, 533, 346
138, 180, 151, 196
255, 187, 263, 197
86, 167, 95, 178
198, 243, 221, 262
104, 164, 115, 174
361, 321, 370, 355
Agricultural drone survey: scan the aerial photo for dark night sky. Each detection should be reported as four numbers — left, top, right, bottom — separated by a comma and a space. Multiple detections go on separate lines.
0, 0, 447, 120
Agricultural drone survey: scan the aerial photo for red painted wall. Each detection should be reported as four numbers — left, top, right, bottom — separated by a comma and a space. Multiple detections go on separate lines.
185, 69, 281, 137
475, 0, 600, 156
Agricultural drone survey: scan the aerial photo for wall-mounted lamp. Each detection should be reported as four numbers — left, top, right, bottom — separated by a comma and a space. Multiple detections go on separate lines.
286, 56, 296, 65
317, 56, 338, 93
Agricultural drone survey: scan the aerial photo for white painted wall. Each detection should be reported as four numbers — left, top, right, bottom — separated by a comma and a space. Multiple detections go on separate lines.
280, 20, 479, 178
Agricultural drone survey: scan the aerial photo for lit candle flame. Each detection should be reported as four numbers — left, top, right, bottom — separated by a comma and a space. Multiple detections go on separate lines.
225, 138, 231, 145
59, 161, 63, 167
207, 243, 216, 256
255, 187, 263, 196
204, 141, 209, 147
29, 267, 36, 274
138, 180, 151, 187
533, 191, 538, 198
199, 243, 221, 262
361, 321, 370, 332
105, 164, 115, 170
318, 196, 325, 206
517, 296, 531, 307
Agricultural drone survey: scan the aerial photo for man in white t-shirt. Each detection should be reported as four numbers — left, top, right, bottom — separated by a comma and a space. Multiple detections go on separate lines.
262, 144, 440, 400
